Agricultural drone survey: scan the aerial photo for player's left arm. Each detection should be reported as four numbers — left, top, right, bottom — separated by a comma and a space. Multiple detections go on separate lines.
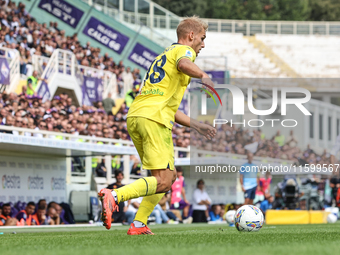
175, 110, 216, 140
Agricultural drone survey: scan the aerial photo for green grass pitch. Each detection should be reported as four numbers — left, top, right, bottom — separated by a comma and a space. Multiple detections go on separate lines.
1, 223, 340, 255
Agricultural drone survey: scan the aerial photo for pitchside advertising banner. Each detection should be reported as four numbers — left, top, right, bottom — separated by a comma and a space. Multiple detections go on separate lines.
0, 57, 10, 85
0, 156, 66, 203
38, 0, 84, 28
82, 17, 129, 55
128, 43, 159, 70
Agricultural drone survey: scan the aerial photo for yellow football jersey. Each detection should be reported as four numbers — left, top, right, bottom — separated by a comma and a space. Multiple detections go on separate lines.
127, 43, 196, 129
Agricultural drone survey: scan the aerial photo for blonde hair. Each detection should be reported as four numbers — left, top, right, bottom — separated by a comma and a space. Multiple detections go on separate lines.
176, 15, 208, 40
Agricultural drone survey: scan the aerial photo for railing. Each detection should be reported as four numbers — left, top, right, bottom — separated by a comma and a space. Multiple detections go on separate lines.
83, 0, 340, 36
32, 55, 50, 76
79, 65, 118, 98
32, 50, 120, 99
0, 47, 20, 92
0, 125, 133, 145
201, 19, 340, 36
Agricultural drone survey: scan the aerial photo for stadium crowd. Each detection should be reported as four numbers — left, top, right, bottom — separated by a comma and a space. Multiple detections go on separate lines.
0, 1, 141, 95
192, 124, 331, 166
0, 88, 329, 172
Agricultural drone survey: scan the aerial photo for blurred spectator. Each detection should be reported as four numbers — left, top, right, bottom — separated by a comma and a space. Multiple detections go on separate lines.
273, 130, 285, 147
260, 195, 274, 214
107, 170, 129, 223
159, 192, 183, 222
209, 204, 222, 222
286, 130, 298, 147
192, 179, 211, 223
16, 201, 35, 225
37, 199, 47, 210
31, 205, 54, 225
47, 207, 60, 225
255, 171, 272, 203
0, 203, 18, 226
240, 152, 259, 205
27, 71, 47, 96
170, 167, 190, 220
48, 202, 66, 224
125, 83, 139, 108
95, 158, 107, 177
329, 173, 340, 205
126, 197, 141, 224
102, 92, 115, 115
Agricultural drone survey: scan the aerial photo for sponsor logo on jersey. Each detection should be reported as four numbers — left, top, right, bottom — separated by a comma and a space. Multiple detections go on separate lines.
140, 88, 164, 96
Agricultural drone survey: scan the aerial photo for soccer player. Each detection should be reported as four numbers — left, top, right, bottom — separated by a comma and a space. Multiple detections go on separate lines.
240, 152, 260, 205
16, 201, 36, 225
98, 16, 217, 235
0, 203, 18, 226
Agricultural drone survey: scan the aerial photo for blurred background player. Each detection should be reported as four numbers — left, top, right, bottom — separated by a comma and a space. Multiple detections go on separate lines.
240, 152, 259, 205
192, 179, 211, 223
107, 171, 130, 223
170, 167, 192, 222
330, 134, 340, 206
98, 16, 217, 235
0, 203, 18, 226
255, 171, 272, 203
16, 201, 35, 225
31, 205, 54, 225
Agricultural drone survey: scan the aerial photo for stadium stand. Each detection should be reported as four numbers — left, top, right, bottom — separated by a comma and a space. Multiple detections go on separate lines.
0, 1, 140, 95
255, 34, 340, 78
196, 32, 284, 78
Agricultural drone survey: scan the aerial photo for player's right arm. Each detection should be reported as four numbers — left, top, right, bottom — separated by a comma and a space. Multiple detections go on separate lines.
177, 58, 215, 93
177, 58, 208, 79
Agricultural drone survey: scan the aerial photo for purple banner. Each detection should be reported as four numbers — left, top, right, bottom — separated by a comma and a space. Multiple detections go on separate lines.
128, 43, 158, 70
82, 17, 129, 55
38, 0, 84, 28
205, 71, 225, 84
0, 58, 10, 85
82, 76, 103, 105
37, 66, 53, 102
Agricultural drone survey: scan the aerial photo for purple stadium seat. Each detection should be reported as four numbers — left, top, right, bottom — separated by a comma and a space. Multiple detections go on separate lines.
60, 209, 69, 224
11, 207, 18, 217
15, 201, 23, 211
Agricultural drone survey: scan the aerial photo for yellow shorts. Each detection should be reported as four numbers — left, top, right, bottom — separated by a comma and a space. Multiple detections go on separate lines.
127, 117, 174, 170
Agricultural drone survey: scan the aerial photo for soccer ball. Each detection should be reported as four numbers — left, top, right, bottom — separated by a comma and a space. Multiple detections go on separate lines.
225, 210, 236, 224
327, 213, 337, 224
234, 205, 264, 232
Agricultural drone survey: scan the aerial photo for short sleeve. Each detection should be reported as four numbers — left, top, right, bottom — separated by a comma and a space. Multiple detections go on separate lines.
27, 78, 33, 84
175, 46, 196, 69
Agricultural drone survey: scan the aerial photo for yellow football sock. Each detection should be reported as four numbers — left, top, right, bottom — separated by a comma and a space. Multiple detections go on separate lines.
114, 176, 158, 203
134, 193, 165, 225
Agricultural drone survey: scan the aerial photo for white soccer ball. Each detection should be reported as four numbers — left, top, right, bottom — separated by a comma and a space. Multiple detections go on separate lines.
225, 210, 236, 224
234, 205, 264, 232
327, 213, 337, 224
